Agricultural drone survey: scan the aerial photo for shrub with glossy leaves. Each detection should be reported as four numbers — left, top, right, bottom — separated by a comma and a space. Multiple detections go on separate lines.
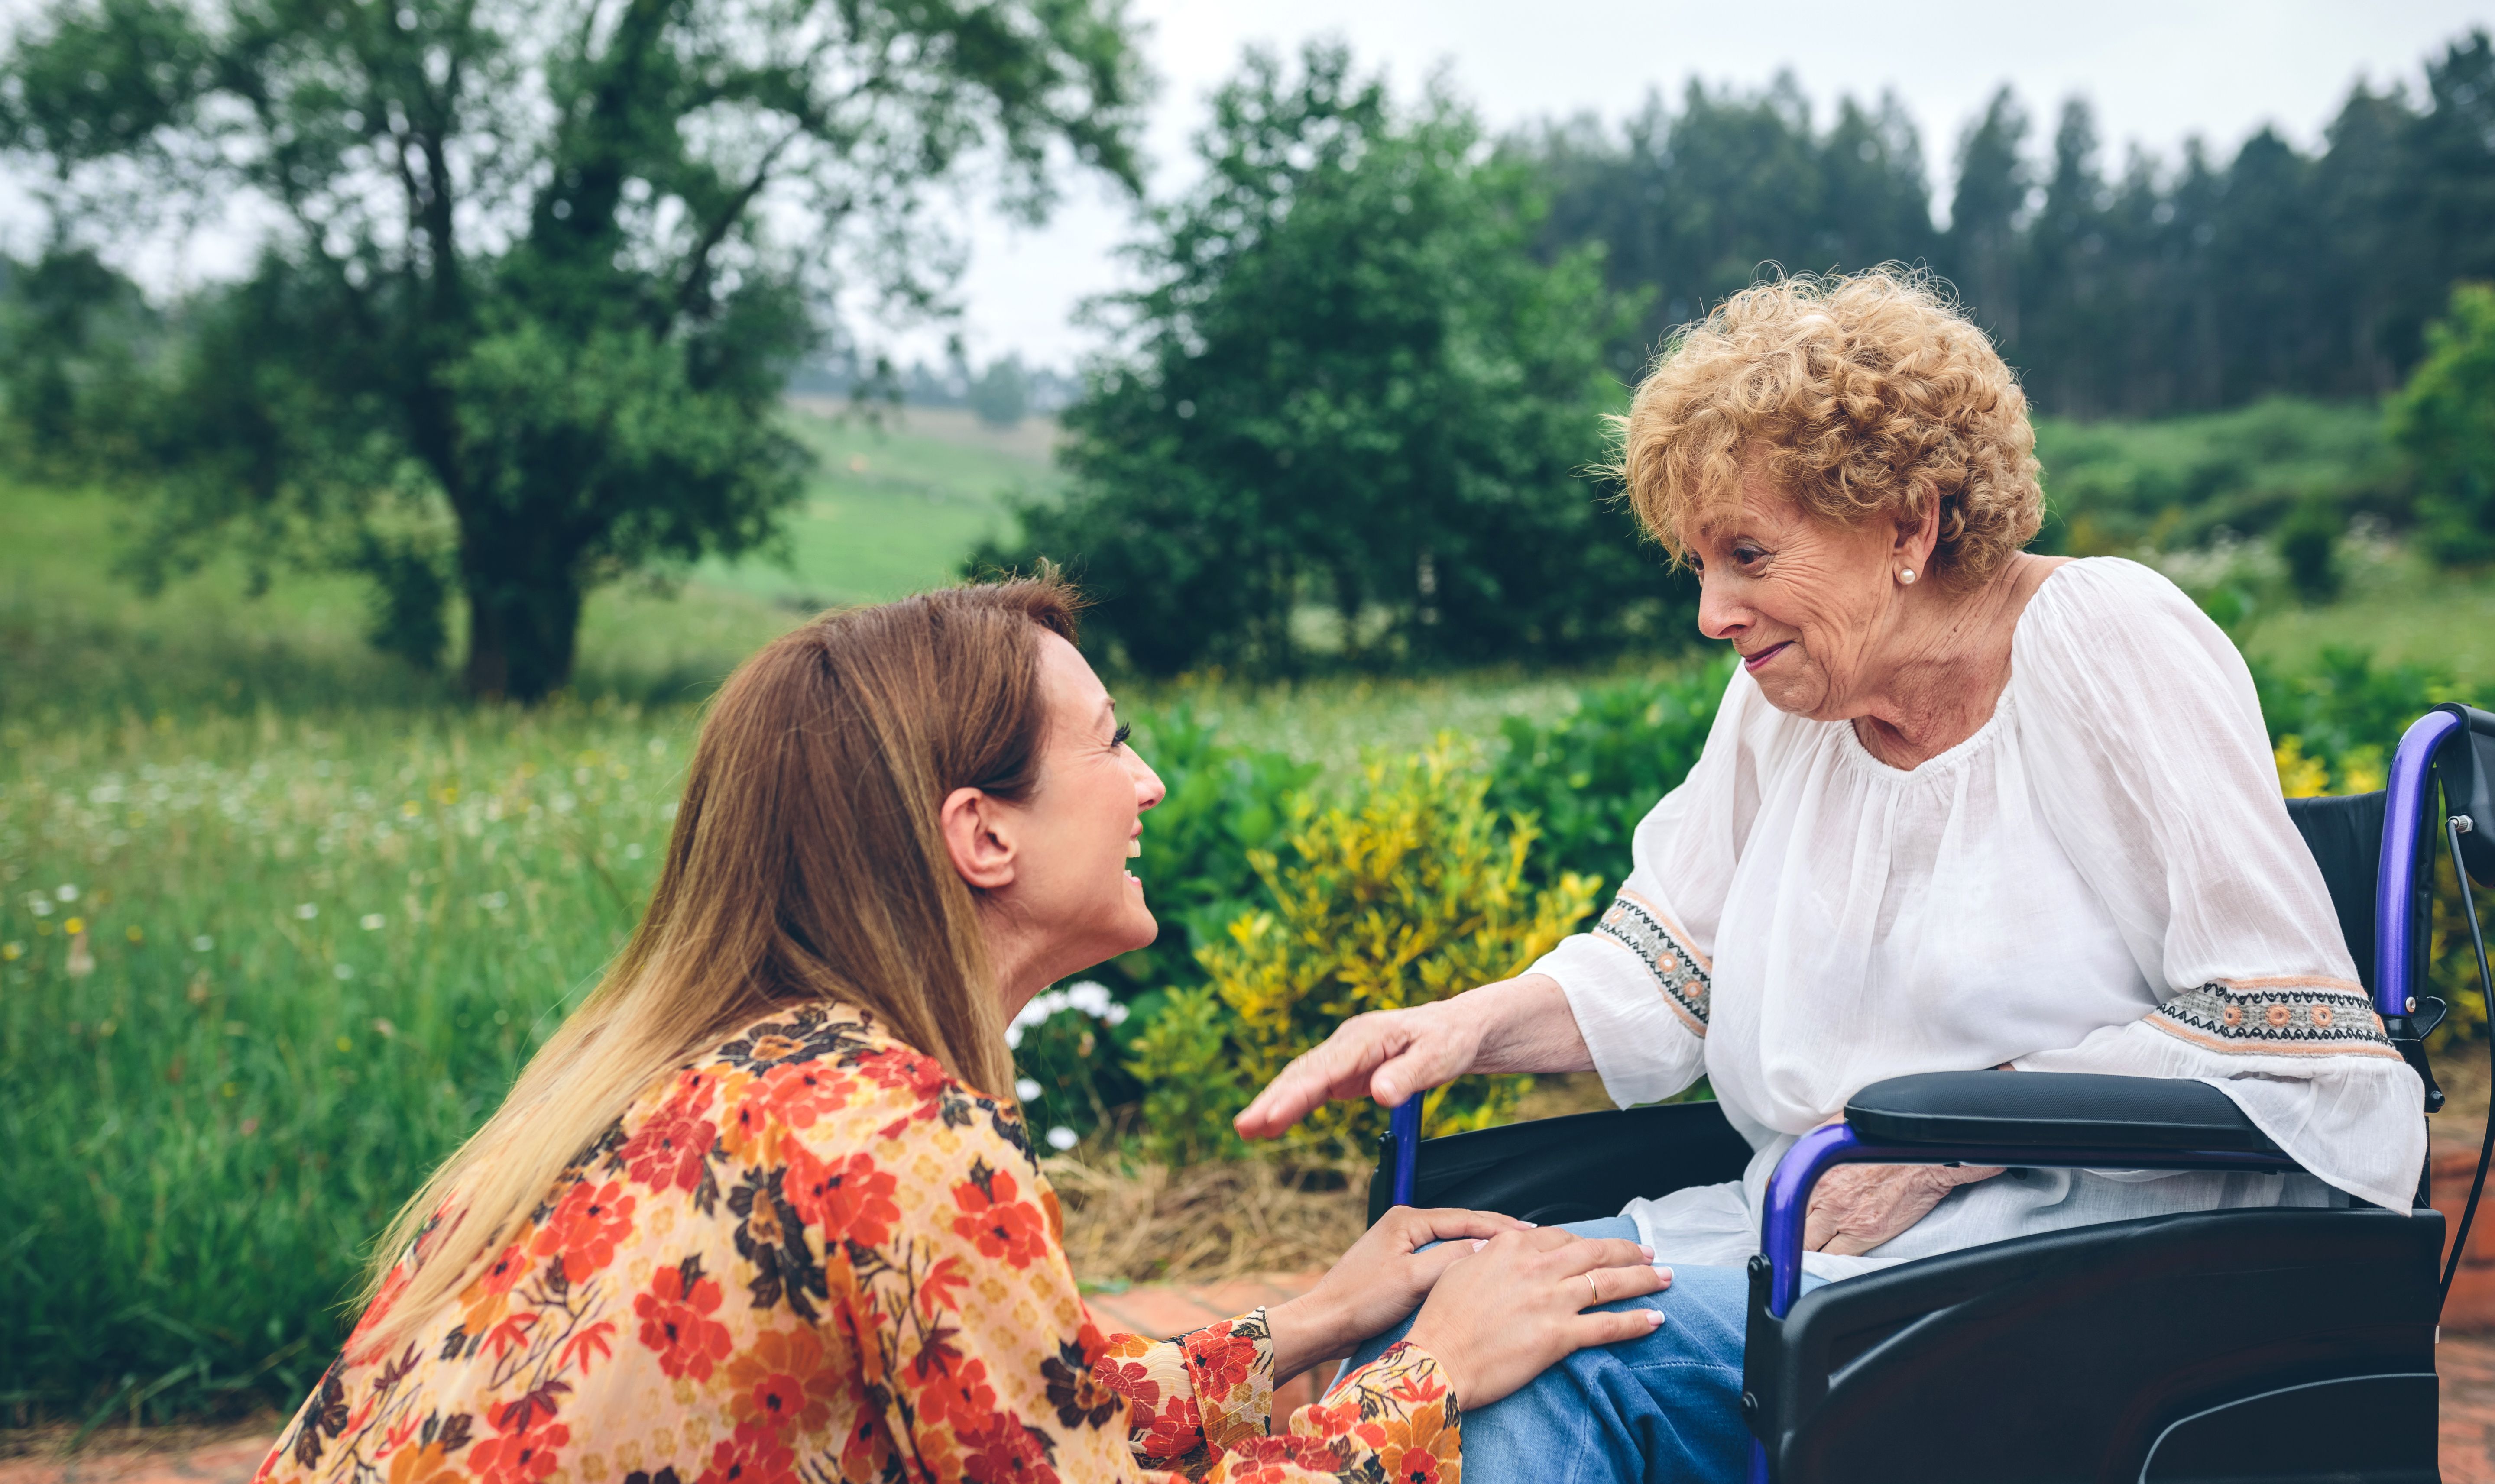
1487, 657, 1732, 894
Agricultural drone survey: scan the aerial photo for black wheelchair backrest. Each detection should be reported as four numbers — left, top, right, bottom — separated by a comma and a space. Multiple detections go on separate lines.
2282, 791, 2387, 995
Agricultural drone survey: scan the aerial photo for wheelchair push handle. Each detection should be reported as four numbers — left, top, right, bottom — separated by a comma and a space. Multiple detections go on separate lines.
1387, 1096, 1422, 1208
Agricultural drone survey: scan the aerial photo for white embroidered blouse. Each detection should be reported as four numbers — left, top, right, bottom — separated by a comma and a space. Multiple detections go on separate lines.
1526, 556, 2427, 1280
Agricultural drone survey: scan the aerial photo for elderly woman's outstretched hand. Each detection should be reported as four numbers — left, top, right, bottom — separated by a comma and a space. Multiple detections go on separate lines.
1232, 1002, 1484, 1140
1234, 974, 1593, 1140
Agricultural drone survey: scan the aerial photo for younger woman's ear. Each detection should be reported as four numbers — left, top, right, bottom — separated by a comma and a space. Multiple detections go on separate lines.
940, 786, 1018, 891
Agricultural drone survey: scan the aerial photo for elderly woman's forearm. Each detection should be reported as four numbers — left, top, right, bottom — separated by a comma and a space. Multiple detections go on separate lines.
1462, 973, 1596, 1075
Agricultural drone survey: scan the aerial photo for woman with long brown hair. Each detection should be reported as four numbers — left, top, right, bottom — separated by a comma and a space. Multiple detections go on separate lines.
253, 577, 1665, 1484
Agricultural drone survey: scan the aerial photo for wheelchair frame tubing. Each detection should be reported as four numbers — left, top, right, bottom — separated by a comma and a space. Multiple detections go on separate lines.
2379, 707, 2464, 1023
1389, 1097, 1422, 1207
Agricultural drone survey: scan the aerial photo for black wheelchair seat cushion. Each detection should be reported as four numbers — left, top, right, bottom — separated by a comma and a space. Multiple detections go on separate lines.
1844, 1070, 2286, 1156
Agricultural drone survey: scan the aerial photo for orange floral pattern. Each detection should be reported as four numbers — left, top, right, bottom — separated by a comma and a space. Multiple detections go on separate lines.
253, 1002, 1460, 1484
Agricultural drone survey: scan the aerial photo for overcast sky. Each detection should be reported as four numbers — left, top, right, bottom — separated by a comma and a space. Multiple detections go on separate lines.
7, 0, 2490, 370
922, 0, 2495, 370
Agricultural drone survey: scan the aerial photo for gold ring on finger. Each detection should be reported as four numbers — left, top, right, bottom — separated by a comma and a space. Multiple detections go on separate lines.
1585, 1271, 1601, 1306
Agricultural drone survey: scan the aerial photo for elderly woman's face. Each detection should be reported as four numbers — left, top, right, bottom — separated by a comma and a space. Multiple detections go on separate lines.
1682, 464, 1911, 721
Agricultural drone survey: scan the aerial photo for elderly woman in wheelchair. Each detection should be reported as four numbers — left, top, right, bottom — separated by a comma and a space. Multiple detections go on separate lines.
1234, 270, 2451, 1483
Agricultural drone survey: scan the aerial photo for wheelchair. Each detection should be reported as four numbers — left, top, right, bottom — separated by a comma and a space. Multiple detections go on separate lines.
1368, 704, 2495, 1483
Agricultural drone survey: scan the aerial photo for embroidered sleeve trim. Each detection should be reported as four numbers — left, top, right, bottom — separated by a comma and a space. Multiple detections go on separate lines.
1590, 889, 1711, 1035
2146, 979, 2397, 1059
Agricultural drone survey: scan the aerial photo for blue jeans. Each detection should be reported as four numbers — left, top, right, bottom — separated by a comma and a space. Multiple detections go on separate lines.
1339, 1218, 1824, 1484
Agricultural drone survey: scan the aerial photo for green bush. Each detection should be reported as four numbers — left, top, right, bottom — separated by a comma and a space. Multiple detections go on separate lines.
1120, 984, 1250, 1166
2389, 282, 2495, 567
1007, 980, 1138, 1150
1487, 657, 1732, 893
2275, 496, 2347, 605
2252, 646, 2464, 772
1136, 743, 1599, 1164
2030, 398, 2395, 560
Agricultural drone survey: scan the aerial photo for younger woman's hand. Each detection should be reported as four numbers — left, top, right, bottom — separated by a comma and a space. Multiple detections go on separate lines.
1402, 1227, 1671, 1409
1264, 1205, 1532, 1383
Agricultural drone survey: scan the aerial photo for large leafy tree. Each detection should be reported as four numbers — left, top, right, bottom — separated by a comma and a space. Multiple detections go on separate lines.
2, 0, 1142, 697
993, 43, 1673, 678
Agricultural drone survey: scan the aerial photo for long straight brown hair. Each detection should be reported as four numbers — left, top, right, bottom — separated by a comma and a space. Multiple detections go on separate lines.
356, 576, 1078, 1353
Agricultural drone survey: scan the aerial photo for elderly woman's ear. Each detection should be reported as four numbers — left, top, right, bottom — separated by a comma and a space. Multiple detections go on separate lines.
1892, 495, 1941, 586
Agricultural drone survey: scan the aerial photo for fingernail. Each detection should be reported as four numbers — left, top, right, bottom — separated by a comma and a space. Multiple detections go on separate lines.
1639, 1244, 1655, 1260
1471, 1238, 1487, 1251
1646, 1310, 1666, 1326
1656, 1266, 1674, 1283
1519, 1221, 1538, 1228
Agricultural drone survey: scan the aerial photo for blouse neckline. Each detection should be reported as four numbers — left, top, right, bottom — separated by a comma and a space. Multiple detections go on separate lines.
1826, 557, 2083, 780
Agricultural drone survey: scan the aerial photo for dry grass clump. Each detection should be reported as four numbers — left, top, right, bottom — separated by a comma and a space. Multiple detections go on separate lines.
1047, 1074, 1623, 1286
1049, 1156, 1371, 1285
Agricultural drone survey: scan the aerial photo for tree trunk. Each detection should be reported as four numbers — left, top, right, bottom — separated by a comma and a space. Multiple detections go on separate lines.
463, 574, 586, 702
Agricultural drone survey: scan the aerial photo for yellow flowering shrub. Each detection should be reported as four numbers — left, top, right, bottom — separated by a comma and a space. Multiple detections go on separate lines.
2274, 736, 2386, 798
1130, 740, 1598, 1164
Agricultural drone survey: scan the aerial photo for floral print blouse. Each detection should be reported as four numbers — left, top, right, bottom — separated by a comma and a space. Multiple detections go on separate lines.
253, 1003, 1461, 1484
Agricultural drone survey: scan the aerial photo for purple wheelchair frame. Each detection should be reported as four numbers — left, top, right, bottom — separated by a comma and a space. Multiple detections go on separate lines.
1379, 707, 2466, 1484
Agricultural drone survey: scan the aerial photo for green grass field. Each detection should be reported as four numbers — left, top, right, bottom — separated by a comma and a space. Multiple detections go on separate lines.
695, 403, 1065, 609
6, 397, 2493, 1424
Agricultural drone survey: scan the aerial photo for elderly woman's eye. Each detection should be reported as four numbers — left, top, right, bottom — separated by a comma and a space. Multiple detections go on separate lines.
1111, 721, 1132, 749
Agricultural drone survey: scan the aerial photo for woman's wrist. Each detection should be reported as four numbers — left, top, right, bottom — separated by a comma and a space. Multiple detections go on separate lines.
1464, 973, 1594, 1076
1263, 1291, 1354, 1387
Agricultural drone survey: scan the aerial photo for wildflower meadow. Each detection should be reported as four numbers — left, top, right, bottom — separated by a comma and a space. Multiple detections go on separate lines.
2, 702, 685, 1420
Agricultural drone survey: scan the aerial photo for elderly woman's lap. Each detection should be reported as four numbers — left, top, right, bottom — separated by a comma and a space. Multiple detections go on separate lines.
1341, 1217, 1785, 1484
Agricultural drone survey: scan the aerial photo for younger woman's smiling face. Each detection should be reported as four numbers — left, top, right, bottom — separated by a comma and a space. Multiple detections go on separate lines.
991, 631, 1167, 980
1680, 462, 1923, 721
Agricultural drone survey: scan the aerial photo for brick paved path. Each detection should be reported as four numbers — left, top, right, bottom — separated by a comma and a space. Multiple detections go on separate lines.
16, 1288, 2495, 1481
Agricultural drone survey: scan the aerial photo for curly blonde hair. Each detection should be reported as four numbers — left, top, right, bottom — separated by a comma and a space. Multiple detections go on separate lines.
1615, 268, 2042, 584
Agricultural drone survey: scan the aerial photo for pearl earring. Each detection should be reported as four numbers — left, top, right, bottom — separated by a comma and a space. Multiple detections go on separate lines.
1899, 569, 1917, 585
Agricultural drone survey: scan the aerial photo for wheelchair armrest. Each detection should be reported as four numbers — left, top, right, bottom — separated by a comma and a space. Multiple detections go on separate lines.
1842, 1070, 2284, 1156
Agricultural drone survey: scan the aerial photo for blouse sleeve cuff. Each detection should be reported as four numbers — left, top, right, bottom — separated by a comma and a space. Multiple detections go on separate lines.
1533, 920, 1708, 1108
1179, 1307, 1279, 1451
1284, 1339, 1463, 1457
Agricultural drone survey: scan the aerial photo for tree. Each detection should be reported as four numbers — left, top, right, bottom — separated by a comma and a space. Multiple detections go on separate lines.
968, 355, 1030, 428
987, 43, 1673, 677
2389, 282, 2495, 566
1944, 87, 2030, 349
1520, 79, 1935, 378
2, 0, 1142, 697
